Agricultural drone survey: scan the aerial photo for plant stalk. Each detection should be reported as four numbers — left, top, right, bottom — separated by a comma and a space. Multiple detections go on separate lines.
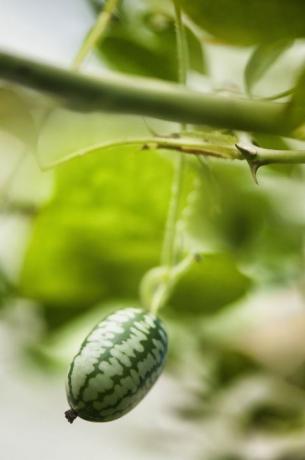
40, 135, 305, 170
161, 1, 188, 269
0, 51, 292, 137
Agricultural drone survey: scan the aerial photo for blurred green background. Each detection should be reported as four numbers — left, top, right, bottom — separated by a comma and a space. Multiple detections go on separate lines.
1, 1, 305, 459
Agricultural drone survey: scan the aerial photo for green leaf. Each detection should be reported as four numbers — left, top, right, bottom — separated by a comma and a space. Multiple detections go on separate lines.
178, 0, 305, 46
20, 145, 176, 310
212, 350, 259, 389
36, 108, 155, 167
88, 0, 105, 15
245, 40, 293, 95
94, 4, 206, 80
0, 266, 13, 309
167, 253, 251, 317
184, 160, 305, 284
244, 402, 305, 433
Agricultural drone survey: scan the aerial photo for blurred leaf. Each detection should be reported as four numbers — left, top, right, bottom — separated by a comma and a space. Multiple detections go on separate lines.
287, 362, 305, 390
0, 86, 36, 145
178, 0, 305, 46
94, 3, 206, 80
167, 253, 251, 317
287, 64, 305, 134
243, 402, 305, 433
212, 456, 242, 460
253, 134, 291, 151
20, 145, 179, 312
37, 109, 154, 167
183, 160, 305, 284
0, 266, 13, 308
88, 0, 105, 15
245, 40, 293, 95
185, 161, 270, 253
26, 300, 135, 371
212, 349, 259, 388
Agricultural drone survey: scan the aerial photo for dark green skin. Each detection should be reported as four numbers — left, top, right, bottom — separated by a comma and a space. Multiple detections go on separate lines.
66, 308, 168, 423
178, 0, 305, 45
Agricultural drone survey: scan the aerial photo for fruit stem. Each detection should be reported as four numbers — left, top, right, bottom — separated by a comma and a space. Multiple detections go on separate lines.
161, 154, 185, 268
65, 409, 78, 424
151, 1, 189, 314
161, 1, 188, 271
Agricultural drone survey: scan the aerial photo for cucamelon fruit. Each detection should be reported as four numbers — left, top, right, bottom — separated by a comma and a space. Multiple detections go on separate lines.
65, 308, 168, 423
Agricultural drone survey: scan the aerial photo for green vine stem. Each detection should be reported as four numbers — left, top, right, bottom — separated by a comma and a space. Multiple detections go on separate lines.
141, 255, 194, 315
146, 0, 190, 314
161, 153, 185, 267
40, 135, 305, 170
72, 0, 119, 70
161, 0, 188, 269
0, 51, 298, 137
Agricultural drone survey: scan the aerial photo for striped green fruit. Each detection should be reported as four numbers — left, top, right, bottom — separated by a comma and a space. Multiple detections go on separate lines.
65, 308, 168, 423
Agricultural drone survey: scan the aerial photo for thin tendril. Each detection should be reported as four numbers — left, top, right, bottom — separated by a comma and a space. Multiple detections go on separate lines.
152, 1, 189, 313
72, 0, 119, 71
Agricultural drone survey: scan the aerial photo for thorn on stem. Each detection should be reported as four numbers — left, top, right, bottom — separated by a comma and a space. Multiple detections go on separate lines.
236, 142, 261, 185
249, 163, 260, 185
